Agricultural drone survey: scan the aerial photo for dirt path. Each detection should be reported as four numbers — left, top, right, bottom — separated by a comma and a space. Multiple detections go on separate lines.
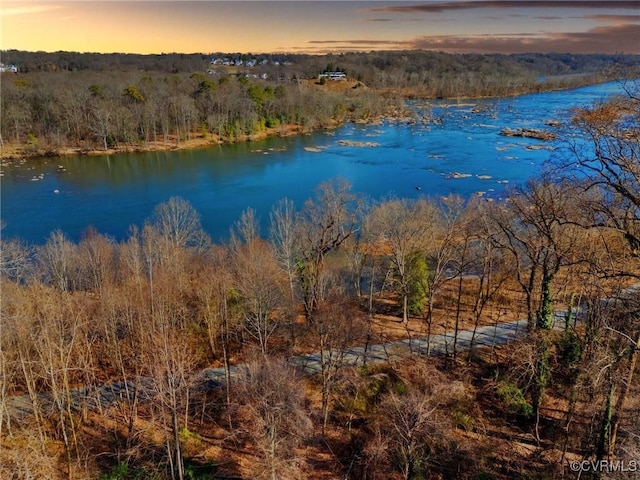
7, 284, 637, 424
3, 314, 547, 421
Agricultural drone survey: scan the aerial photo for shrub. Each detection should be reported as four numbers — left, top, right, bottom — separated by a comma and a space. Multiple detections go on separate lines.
100, 462, 128, 480
496, 380, 533, 418
557, 331, 583, 372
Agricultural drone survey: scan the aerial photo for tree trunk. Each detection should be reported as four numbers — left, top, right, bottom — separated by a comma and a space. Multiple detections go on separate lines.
172, 406, 184, 480
526, 267, 537, 331
596, 370, 614, 465
452, 270, 464, 359
537, 270, 554, 330
221, 294, 233, 429
402, 289, 409, 324
425, 293, 435, 356
608, 333, 640, 457
533, 335, 551, 443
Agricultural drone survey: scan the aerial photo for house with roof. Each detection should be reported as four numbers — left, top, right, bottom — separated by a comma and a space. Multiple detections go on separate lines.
319, 71, 347, 81
0, 63, 18, 73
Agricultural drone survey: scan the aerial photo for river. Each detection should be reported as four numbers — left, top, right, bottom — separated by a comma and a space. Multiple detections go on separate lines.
0, 81, 625, 244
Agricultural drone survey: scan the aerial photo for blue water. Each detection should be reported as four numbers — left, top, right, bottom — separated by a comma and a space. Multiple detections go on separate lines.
0, 82, 625, 244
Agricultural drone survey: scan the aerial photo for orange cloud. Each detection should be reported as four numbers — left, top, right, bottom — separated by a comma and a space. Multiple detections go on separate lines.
585, 14, 640, 22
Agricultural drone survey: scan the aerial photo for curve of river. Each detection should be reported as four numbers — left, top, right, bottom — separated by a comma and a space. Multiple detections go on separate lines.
0, 81, 625, 244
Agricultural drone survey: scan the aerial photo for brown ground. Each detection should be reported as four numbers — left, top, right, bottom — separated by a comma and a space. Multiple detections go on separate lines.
38, 340, 605, 480
3, 274, 636, 479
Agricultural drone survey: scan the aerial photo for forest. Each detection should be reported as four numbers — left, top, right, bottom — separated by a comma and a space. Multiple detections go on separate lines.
0, 79, 639, 479
1, 51, 635, 159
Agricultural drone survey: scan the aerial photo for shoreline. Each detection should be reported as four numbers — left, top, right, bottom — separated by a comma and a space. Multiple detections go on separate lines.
0, 77, 615, 162
0, 111, 421, 162
0, 123, 323, 161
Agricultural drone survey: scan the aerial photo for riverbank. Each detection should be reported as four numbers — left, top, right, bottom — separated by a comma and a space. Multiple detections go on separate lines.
0, 110, 422, 162
0, 123, 324, 161
0, 75, 615, 162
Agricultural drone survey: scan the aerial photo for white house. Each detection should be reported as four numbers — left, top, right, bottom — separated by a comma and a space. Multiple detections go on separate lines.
0, 63, 18, 73
319, 71, 347, 81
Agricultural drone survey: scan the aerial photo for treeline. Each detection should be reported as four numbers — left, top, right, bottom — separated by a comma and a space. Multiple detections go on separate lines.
1, 90, 639, 479
1, 50, 210, 74
0, 50, 300, 74
0, 70, 399, 153
308, 51, 632, 96
3, 49, 631, 80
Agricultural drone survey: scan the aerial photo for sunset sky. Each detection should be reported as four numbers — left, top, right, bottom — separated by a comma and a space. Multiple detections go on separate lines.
2, 1, 639, 55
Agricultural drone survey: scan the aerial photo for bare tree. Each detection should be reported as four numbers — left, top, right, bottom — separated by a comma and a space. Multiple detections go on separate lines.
489, 179, 585, 440
421, 196, 462, 355
378, 391, 441, 480
552, 77, 640, 461
489, 179, 582, 331
365, 198, 435, 324
310, 296, 367, 435
0, 234, 32, 283
269, 198, 298, 310
366, 362, 458, 480
233, 357, 312, 480
193, 245, 238, 422
462, 199, 511, 356
144, 270, 197, 480
76, 227, 115, 295
563, 88, 640, 266
294, 178, 359, 319
27, 284, 93, 471
152, 196, 210, 253
431, 195, 466, 357
37, 230, 78, 292
231, 208, 286, 355
601, 289, 640, 459
1, 282, 48, 446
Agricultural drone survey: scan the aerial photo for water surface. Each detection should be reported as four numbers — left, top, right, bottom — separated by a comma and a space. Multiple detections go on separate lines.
0, 82, 624, 244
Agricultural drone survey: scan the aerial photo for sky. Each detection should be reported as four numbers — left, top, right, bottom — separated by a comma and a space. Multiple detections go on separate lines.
1, 0, 639, 55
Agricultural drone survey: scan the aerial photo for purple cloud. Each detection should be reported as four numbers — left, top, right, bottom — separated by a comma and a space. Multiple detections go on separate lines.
370, 1, 640, 14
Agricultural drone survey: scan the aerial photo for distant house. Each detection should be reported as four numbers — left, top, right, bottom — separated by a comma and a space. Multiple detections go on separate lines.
319, 71, 347, 81
0, 63, 18, 73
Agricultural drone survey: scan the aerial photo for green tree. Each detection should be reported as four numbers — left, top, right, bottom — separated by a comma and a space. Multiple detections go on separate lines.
122, 85, 145, 103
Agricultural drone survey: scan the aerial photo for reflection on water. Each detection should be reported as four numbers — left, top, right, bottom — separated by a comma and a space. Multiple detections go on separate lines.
0, 82, 623, 244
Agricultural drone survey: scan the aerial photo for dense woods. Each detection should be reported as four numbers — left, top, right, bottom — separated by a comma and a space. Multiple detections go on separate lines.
1, 80, 639, 479
1, 51, 634, 158
0, 68, 399, 155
